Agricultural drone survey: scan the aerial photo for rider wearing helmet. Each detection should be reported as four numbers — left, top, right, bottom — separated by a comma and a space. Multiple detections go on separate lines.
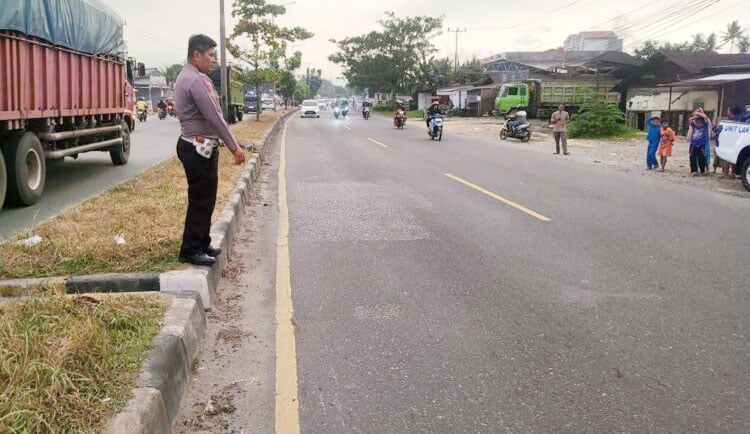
506, 105, 528, 132
426, 101, 442, 127
135, 97, 148, 112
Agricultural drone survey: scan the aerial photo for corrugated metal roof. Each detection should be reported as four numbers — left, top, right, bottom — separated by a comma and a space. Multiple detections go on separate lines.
657, 73, 750, 87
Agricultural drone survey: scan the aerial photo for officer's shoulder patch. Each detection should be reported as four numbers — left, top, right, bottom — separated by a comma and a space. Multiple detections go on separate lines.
201, 78, 214, 94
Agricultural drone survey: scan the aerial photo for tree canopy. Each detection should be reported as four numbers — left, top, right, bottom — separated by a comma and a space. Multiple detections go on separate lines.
329, 12, 443, 95
229, 0, 311, 118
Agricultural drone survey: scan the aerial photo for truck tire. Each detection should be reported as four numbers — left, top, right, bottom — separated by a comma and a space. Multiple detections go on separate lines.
110, 121, 131, 165
0, 147, 6, 209
236, 107, 243, 121
228, 106, 237, 124
4, 131, 46, 206
742, 158, 750, 192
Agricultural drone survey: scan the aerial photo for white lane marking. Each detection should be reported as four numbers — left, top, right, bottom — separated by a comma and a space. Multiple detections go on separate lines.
367, 138, 388, 148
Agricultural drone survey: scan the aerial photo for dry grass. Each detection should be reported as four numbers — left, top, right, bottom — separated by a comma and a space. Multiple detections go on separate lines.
0, 110, 286, 279
0, 292, 166, 433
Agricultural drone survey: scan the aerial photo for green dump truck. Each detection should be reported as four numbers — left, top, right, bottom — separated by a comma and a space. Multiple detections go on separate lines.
495, 78, 620, 118
209, 65, 245, 123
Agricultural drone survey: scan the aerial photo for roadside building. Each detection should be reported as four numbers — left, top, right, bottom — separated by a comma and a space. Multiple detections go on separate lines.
466, 85, 501, 116
564, 31, 623, 52
484, 49, 617, 72
622, 52, 750, 134
482, 59, 548, 85
133, 68, 172, 110
436, 84, 475, 110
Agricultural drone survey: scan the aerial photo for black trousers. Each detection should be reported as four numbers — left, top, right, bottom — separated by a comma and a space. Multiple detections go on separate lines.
176, 138, 218, 256
690, 149, 706, 173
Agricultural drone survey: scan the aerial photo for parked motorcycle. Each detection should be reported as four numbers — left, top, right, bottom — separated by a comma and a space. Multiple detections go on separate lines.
158, 108, 167, 120
394, 109, 407, 129
500, 122, 531, 142
428, 114, 444, 140
137, 109, 147, 122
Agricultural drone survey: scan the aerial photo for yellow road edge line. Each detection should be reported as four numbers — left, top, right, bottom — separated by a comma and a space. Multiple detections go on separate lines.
367, 137, 388, 148
444, 173, 552, 222
276, 116, 301, 434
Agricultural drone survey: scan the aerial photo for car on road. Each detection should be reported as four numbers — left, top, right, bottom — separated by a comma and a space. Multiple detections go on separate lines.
300, 100, 321, 118
261, 100, 275, 111
717, 120, 750, 190
318, 100, 327, 111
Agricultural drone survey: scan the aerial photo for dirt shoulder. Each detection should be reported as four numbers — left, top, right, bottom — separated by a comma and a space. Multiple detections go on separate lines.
174, 136, 279, 434
445, 117, 749, 198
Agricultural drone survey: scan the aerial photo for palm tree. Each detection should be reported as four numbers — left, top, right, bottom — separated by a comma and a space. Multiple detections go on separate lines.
739, 36, 750, 54
721, 20, 745, 53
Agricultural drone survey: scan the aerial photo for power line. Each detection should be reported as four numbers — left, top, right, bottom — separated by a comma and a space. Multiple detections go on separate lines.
624, 0, 745, 49
466, 0, 585, 31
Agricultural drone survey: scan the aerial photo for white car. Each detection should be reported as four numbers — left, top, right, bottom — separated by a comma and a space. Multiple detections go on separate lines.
300, 100, 320, 118
261, 100, 274, 110
317, 100, 327, 110
717, 120, 750, 190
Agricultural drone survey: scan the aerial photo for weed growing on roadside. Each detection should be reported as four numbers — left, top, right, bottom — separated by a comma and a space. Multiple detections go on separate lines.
0, 293, 166, 433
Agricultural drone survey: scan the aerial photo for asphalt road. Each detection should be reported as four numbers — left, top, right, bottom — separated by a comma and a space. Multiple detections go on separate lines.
0, 115, 180, 239
283, 112, 750, 432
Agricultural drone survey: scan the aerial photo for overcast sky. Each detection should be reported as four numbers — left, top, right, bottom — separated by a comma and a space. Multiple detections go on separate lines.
102, 0, 748, 84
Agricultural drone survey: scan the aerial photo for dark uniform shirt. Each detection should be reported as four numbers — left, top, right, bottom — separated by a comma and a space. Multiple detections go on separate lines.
174, 63, 239, 151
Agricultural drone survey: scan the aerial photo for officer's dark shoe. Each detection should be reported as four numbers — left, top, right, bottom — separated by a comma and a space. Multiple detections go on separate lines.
205, 247, 222, 257
178, 253, 216, 267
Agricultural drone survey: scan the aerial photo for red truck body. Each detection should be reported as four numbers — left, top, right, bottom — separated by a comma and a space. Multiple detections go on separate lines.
0, 31, 127, 129
0, 30, 133, 210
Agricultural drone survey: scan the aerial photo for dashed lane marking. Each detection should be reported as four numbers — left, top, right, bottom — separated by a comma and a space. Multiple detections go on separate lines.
444, 173, 552, 222
367, 138, 389, 148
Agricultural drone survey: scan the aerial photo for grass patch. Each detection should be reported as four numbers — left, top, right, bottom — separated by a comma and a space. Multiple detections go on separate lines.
0, 293, 166, 433
0, 110, 287, 279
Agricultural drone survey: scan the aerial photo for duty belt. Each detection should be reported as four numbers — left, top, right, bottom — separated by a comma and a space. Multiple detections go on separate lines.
182, 136, 220, 159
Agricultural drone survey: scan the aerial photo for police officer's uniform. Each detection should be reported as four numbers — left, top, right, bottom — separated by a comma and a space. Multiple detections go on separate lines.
174, 63, 241, 261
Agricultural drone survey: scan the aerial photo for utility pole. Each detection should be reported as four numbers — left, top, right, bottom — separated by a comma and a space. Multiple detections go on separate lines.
219, 0, 228, 118
447, 28, 467, 73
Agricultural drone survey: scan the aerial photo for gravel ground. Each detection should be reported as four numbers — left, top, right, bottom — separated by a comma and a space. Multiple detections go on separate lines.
444, 117, 749, 198
173, 158, 278, 434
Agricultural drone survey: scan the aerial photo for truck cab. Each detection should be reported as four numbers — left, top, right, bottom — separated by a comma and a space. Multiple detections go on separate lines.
717, 120, 750, 191
495, 83, 530, 116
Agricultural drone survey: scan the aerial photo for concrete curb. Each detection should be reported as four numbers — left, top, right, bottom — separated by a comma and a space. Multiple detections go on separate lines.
105, 290, 206, 434
0, 109, 297, 310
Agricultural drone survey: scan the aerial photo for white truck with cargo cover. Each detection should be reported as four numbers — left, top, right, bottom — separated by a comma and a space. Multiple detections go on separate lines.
717, 120, 750, 191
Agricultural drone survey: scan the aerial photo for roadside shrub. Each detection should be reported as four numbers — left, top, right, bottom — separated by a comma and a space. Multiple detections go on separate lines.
568, 97, 627, 138
374, 104, 392, 112
447, 107, 463, 117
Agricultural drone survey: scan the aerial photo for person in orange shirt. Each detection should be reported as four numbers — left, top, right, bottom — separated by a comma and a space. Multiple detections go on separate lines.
657, 120, 676, 172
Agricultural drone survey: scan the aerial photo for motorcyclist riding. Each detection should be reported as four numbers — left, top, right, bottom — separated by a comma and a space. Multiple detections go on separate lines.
157, 97, 167, 112
506, 106, 527, 132
362, 99, 371, 117
426, 101, 442, 128
394, 102, 407, 127
135, 97, 148, 113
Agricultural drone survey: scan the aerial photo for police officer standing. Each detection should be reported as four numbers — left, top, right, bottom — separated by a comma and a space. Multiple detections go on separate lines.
174, 34, 245, 266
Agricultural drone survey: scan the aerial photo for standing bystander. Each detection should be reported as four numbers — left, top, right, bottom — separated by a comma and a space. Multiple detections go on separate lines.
174, 34, 246, 266
646, 116, 661, 170
657, 120, 675, 172
687, 109, 712, 176
550, 104, 569, 155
